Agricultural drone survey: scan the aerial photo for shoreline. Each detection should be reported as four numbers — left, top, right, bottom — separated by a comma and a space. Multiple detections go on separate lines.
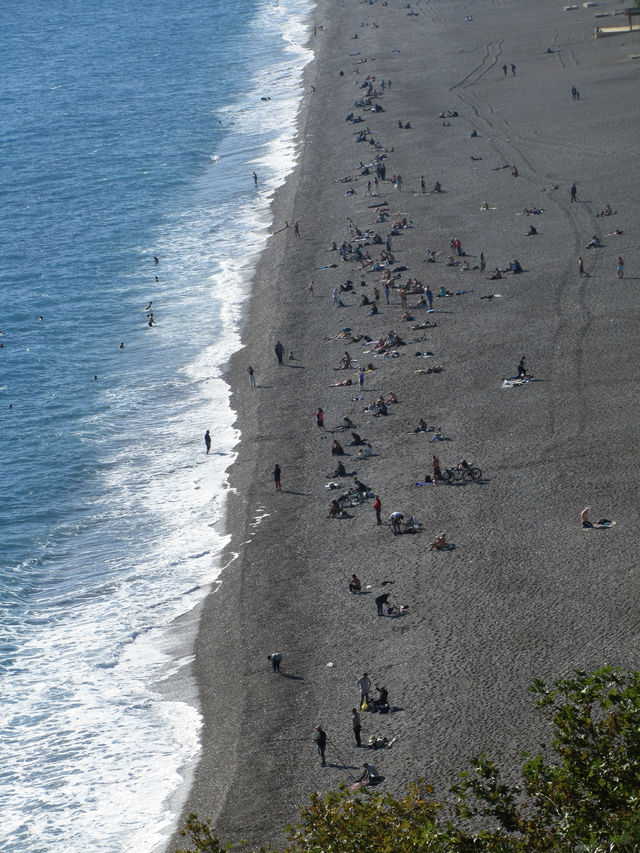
169, 0, 639, 848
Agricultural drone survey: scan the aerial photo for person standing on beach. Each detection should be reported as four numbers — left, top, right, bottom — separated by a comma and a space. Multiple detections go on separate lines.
384, 283, 390, 305
273, 464, 282, 491
204, 430, 211, 455
315, 407, 325, 429
375, 592, 390, 616
374, 495, 382, 525
570, 183, 577, 203
314, 726, 327, 766
511, 64, 516, 76
247, 365, 256, 388
390, 511, 404, 535
571, 86, 578, 100
356, 673, 371, 707
274, 340, 284, 364
267, 652, 282, 672
294, 221, 300, 238
432, 455, 442, 482
253, 171, 258, 187
578, 256, 585, 277
352, 708, 362, 746
502, 64, 507, 76
359, 366, 365, 390
425, 286, 433, 310
420, 175, 426, 193
617, 257, 624, 278
480, 252, 486, 273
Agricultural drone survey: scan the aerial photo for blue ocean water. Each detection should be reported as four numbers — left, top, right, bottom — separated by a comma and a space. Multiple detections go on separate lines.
0, 1, 312, 850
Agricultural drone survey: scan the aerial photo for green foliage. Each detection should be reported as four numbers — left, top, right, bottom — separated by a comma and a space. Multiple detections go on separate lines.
283, 781, 449, 853
178, 668, 640, 853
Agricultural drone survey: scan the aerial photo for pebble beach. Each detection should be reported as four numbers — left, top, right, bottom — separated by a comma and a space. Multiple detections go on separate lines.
170, 0, 639, 847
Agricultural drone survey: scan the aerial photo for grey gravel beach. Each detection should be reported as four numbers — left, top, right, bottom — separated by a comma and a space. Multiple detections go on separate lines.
169, 0, 639, 848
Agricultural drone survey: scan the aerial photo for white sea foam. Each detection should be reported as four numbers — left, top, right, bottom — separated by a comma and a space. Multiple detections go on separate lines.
0, 0, 314, 851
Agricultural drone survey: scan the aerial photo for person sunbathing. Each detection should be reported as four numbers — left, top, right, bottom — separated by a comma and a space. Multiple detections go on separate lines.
414, 419, 429, 432
429, 533, 447, 550
488, 269, 502, 280
335, 352, 353, 369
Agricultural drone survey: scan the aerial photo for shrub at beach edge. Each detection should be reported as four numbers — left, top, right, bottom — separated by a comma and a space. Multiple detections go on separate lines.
176, 668, 640, 852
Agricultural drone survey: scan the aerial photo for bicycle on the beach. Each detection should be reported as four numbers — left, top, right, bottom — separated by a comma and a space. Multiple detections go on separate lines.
442, 463, 482, 483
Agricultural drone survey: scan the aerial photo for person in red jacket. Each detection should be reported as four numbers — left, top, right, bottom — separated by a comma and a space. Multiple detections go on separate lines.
374, 495, 382, 526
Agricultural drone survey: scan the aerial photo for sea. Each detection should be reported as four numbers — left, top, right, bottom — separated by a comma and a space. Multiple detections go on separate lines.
0, 1, 313, 850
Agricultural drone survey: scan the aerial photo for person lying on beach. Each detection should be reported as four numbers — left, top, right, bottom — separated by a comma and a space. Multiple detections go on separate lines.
349, 573, 362, 593
429, 533, 447, 550
414, 419, 430, 432
606, 229, 623, 237
488, 269, 502, 280
332, 440, 345, 456
522, 207, 543, 215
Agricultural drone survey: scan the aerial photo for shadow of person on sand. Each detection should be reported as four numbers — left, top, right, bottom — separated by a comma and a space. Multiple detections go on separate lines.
280, 489, 311, 496
280, 673, 304, 681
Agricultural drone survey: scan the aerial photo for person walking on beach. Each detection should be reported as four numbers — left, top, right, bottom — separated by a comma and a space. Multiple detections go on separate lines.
247, 365, 256, 388
571, 86, 578, 101
268, 652, 282, 672
384, 283, 390, 305
420, 175, 426, 193
204, 430, 211, 455
352, 708, 362, 746
617, 257, 624, 278
374, 495, 382, 525
570, 183, 577, 203
294, 221, 300, 238
314, 726, 327, 766
480, 252, 486, 273
274, 340, 284, 364
511, 63, 516, 76
375, 592, 390, 616
315, 407, 325, 429
578, 256, 585, 277
356, 673, 371, 707
273, 464, 282, 491
253, 171, 258, 187
502, 64, 507, 76
432, 455, 442, 482
359, 366, 365, 390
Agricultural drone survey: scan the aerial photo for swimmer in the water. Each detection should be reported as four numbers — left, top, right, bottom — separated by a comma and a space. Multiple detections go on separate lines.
154, 256, 159, 264
144, 301, 152, 311
119, 342, 125, 349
